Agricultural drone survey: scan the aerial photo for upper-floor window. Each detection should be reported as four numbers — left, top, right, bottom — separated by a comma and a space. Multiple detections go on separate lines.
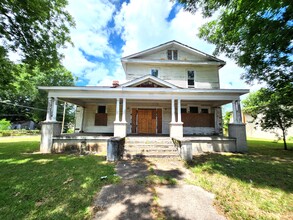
167, 50, 178, 60
187, 70, 195, 88
151, 69, 158, 77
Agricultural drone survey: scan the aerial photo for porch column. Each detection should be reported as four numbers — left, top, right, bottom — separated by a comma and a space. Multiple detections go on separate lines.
46, 97, 52, 121
177, 98, 182, 123
114, 98, 127, 138
115, 98, 120, 122
232, 99, 242, 124
229, 98, 247, 152
171, 98, 175, 123
52, 97, 58, 121
121, 98, 126, 123
40, 96, 61, 153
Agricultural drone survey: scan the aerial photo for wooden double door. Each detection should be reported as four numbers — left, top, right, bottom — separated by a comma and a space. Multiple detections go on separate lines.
132, 108, 162, 134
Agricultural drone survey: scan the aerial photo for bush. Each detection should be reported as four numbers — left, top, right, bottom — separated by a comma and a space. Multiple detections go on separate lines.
0, 119, 11, 130
0, 129, 40, 137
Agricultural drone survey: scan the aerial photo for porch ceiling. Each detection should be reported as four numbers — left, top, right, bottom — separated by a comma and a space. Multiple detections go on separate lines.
59, 98, 234, 107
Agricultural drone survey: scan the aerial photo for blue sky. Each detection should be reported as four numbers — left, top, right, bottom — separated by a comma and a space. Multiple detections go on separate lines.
62, 0, 257, 92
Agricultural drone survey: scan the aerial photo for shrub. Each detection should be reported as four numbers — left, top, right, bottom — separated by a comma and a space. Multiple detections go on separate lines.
0, 129, 40, 137
0, 119, 11, 130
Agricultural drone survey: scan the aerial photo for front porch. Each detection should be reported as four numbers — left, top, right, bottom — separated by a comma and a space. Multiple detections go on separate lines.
39, 86, 248, 158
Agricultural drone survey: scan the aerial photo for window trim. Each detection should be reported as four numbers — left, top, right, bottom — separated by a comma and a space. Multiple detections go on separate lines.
167, 50, 178, 60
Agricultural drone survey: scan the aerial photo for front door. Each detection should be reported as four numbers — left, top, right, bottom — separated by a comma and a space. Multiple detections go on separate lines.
137, 109, 156, 134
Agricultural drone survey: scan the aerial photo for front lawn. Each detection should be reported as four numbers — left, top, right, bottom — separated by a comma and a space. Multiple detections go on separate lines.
0, 136, 119, 220
187, 138, 293, 220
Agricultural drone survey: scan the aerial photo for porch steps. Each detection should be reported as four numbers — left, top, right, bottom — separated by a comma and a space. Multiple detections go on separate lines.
123, 137, 179, 159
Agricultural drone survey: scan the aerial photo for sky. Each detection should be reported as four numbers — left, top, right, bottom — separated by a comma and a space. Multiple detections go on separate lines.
61, 0, 258, 92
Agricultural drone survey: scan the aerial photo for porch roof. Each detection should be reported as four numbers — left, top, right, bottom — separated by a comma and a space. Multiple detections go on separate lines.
38, 86, 249, 107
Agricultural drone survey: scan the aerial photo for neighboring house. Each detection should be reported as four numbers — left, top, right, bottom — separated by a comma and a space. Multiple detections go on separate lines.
11, 121, 36, 130
39, 40, 249, 155
244, 114, 293, 140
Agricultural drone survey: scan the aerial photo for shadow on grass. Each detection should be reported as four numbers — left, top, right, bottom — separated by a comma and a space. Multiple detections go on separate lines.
0, 140, 118, 220
187, 139, 293, 193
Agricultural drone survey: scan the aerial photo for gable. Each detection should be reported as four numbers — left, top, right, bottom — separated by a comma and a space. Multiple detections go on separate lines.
121, 75, 178, 88
121, 40, 225, 63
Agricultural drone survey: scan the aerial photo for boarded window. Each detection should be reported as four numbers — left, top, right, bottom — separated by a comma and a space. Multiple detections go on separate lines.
182, 113, 214, 127
188, 70, 195, 87
95, 113, 107, 126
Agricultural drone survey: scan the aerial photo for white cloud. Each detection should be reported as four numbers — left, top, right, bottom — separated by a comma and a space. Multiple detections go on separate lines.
62, 0, 119, 86
114, 0, 251, 91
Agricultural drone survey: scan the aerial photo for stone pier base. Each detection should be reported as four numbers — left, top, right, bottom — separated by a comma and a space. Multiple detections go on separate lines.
40, 121, 61, 153
228, 123, 247, 152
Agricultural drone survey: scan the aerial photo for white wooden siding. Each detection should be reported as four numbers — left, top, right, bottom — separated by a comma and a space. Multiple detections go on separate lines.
126, 63, 219, 89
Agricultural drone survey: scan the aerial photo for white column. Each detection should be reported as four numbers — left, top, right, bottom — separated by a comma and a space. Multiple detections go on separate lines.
122, 98, 126, 123
52, 97, 58, 121
177, 98, 182, 123
171, 98, 175, 123
232, 99, 242, 123
46, 97, 52, 121
115, 98, 120, 122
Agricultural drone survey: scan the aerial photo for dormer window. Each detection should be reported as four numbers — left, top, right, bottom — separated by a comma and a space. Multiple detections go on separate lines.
151, 69, 158, 77
187, 70, 195, 88
167, 50, 178, 60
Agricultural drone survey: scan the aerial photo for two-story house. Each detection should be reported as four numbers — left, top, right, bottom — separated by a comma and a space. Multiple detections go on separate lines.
39, 41, 249, 155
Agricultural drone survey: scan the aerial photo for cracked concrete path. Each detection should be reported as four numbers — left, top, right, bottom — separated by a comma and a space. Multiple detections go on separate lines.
93, 159, 226, 220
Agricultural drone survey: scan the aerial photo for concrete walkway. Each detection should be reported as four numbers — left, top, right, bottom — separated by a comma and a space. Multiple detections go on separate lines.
93, 158, 226, 220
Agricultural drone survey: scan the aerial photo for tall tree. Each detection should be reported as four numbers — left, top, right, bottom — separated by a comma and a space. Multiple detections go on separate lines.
176, 0, 293, 88
0, 64, 75, 126
243, 84, 293, 150
0, 0, 74, 86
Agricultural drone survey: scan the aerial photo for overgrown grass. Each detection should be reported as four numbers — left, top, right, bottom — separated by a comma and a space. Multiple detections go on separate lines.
0, 136, 119, 220
187, 138, 293, 219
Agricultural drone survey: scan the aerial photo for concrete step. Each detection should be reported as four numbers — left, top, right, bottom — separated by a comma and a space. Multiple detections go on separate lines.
124, 153, 179, 159
124, 144, 175, 148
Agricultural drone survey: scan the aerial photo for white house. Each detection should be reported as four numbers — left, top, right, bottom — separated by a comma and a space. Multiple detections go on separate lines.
39, 41, 249, 155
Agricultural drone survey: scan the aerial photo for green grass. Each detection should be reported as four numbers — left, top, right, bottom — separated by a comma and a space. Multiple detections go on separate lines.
187, 138, 293, 220
0, 136, 119, 220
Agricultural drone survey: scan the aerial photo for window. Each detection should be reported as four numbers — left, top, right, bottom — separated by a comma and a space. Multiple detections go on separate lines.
201, 108, 209, 113
97, 105, 106, 113
181, 108, 187, 113
188, 70, 195, 88
167, 50, 178, 60
151, 69, 158, 77
189, 106, 198, 113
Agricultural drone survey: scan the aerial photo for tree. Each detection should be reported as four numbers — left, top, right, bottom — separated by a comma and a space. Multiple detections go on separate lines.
176, 0, 293, 88
0, 64, 75, 127
243, 84, 293, 150
0, 0, 74, 86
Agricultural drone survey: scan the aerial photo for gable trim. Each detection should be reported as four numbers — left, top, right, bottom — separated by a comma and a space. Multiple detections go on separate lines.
120, 75, 179, 89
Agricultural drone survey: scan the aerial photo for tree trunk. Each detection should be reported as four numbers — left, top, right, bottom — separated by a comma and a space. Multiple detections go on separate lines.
282, 129, 287, 150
